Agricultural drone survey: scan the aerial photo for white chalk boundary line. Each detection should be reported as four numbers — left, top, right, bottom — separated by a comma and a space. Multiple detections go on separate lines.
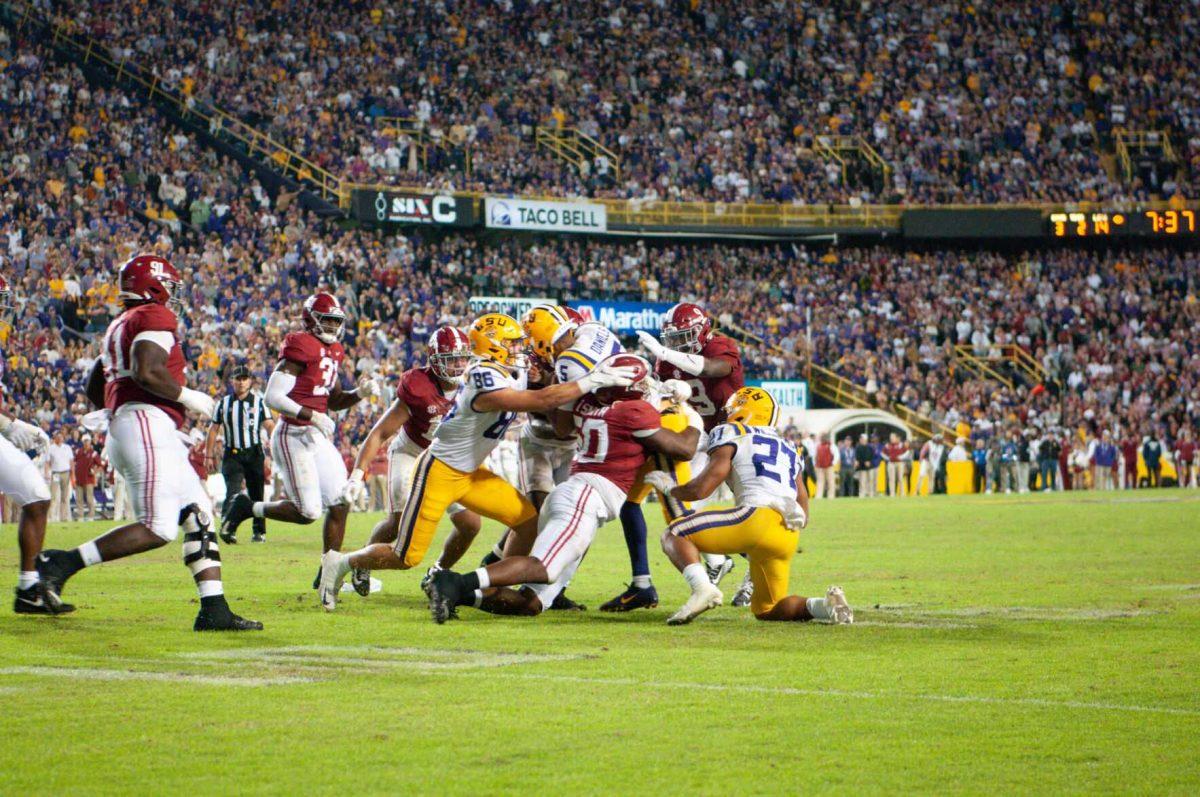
179, 646, 590, 671
429, 670, 1200, 718
0, 665, 313, 687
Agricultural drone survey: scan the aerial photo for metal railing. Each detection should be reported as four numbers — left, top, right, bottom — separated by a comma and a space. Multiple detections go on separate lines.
814, 135, 892, 186
953, 344, 1046, 389
374, 117, 473, 180
535, 126, 622, 185
4, 0, 346, 204
1114, 129, 1178, 183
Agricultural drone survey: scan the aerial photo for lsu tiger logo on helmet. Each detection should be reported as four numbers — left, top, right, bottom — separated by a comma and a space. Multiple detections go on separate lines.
469, 313, 528, 369
723, 386, 779, 428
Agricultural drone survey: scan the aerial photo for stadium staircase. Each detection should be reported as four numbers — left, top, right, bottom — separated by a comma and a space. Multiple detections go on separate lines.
1114, 130, 1179, 188
374, 117, 473, 179
952, 345, 1046, 391
720, 323, 954, 441
813, 136, 891, 195
1, 0, 346, 210
535, 126, 622, 185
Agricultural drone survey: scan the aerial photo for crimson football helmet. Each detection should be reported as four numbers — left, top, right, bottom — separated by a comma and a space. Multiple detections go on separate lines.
302, 293, 346, 344
561, 306, 585, 325
660, 302, 712, 354
593, 353, 655, 405
0, 274, 12, 320
118, 254, 183, 313
428, 326, 472, 383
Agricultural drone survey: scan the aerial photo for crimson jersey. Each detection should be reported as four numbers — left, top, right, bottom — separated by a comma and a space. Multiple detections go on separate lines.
396, 366, 455, 449
102, 303, 188, 428
570, 396, 662, 492
278, 331, 345, 426
654, 333, 743, 431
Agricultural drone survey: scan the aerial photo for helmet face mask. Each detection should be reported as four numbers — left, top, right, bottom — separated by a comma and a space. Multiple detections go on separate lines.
522, 305, 576, 363
303, 293, 346, 344
661, 302, 711, 354
661, 324, 702, 353
118, 254, 185, 316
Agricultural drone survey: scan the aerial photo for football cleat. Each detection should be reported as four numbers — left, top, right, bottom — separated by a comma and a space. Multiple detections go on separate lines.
549, 591, 586, 611
419, 565, 442, 595
350, 567, 372, 597
427, 570, 463, 625
667, 582, 723, 625
251, 532, 266, 543
706, 555, 735, 587
730, 572, 754, 608
14, 585, 75, 615
317, 551, 346, 612
34, 550, 76, 613
479, 550, 501, 567
599, 584, 659, 612
194, 607, 264, 632
825, 585, 854, 625
220, 493, 253, 544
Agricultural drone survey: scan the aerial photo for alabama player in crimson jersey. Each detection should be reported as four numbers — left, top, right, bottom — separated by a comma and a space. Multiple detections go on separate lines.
426, 354, 702, 622
596, 303, 744, 610
36, 254, 261, 631
339, 326, 482, 594
221, 292, 379, 558
0, 273, 65, 614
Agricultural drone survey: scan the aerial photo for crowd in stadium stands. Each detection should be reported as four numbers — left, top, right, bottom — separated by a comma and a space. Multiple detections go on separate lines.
2, 24, 1199, 521
43, 0, 1194, 204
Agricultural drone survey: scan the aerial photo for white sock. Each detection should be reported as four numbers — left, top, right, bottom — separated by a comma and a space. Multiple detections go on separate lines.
701, 553, 728, 569
474, 567, 491, 589
491, 543, 504, 559
197, 580, 224, 599
632, 575, 652, 589
251, 502, 265, 518
18, 571, 37, 589
79, 540, 103, 567
806, 597, 833, 621
334, 553, 353, 580
472, 589, 483, 607
682, 563, 708, 592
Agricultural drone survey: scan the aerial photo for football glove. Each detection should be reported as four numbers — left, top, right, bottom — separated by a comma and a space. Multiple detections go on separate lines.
643, 470, 676, 496
356, 376, 382, 399
636, 330, 667, 359
341, 469, 367, 505
178, 387, 217, 420
0, 417, 49, 451
662, 378, 692, 404
309, 411, 337, 439
767, 496, 808, 530
577, 362, 638, 393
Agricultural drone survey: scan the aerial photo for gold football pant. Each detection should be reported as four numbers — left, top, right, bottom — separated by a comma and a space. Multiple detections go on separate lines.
668, 506, 797, 615
394, 452, 536, 568
626, 408, 694, 521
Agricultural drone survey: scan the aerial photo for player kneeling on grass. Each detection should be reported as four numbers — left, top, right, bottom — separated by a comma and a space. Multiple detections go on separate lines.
36, 255, 261, 631
425, 354, 703, 623
317, 314, 639, 611
645, 387, 852, 626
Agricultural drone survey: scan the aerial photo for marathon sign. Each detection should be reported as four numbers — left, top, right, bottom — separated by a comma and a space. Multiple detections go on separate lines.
485, 197, 607, 233
349, 189, 476, 227
468, 295, 554, 320
752, 380, 809, 410
571, 301, 672, 335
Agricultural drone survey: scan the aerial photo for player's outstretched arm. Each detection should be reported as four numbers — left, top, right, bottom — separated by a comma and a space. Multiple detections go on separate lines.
474, 363, 638, 414
637, 331, 733, 377
665, 444, 734, 503
350, 398, 409, 474
641, 426, 701, 461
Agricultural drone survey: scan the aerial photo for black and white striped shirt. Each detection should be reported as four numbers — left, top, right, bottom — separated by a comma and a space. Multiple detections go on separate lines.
215, 391, 271, 452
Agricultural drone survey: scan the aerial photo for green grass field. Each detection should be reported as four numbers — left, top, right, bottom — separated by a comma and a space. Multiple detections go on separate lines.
2, 492, 1199, 795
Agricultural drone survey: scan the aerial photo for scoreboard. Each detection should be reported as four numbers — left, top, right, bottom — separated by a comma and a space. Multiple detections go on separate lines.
1048, 209, 1198, 239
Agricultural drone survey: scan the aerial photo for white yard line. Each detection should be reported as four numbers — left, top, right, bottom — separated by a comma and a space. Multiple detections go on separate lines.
0, 665, 313, 687
431, 670, 1200, 718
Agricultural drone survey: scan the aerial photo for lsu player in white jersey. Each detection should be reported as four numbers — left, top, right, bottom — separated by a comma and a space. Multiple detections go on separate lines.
316, 313, 638, 610
645, 387, 853, 625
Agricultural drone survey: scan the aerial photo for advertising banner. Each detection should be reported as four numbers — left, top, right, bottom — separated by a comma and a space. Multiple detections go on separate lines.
570, 300, 672, 335
350, 189, 476, 227
484, 197, 607, 233
468, 295, 554, 320
750, 379, 809, 410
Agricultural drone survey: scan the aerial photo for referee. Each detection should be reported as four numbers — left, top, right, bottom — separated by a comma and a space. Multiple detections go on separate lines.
207, 365, 274, 544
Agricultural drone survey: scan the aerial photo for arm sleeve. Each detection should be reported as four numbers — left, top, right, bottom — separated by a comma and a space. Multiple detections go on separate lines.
131, 330, 176, 353
265, 370, 304, 417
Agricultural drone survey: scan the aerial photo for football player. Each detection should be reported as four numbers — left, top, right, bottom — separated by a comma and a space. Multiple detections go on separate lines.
220, 293, 379, 558
599, 302, 745, 610
316, 313, 637, 611
645, 387, 853, 625
426, 354, 703, 621
339, 326, 482, 594
0, 274, 66, 615
36, 255, 261, 631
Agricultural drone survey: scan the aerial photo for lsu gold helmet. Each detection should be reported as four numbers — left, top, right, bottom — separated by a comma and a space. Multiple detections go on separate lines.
723, 386, 780, 428
521, 304, 577, 363
469, 313, 528, 369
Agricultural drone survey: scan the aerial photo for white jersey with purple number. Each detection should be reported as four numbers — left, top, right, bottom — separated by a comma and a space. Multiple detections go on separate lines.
430, 360, 527, 472
706, 423, 804, 507
554, 323, 624, 384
